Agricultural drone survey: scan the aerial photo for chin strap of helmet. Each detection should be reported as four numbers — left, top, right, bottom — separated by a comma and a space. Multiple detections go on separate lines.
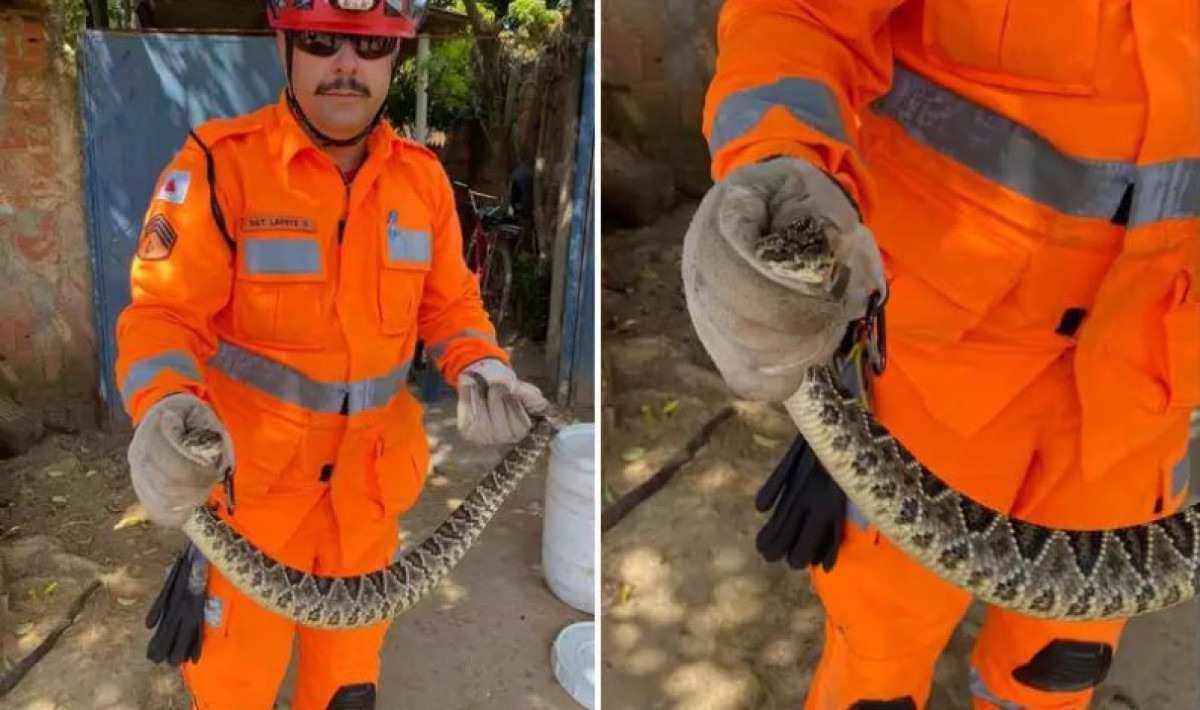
282, 31, 393, 148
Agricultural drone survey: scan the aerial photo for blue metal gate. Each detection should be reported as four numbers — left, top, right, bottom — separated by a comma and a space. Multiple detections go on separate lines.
556, 40, 596, 409
78, 30, 284, 422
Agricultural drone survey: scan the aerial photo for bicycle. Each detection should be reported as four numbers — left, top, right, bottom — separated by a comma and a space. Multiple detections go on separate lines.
454, 180, 522, 341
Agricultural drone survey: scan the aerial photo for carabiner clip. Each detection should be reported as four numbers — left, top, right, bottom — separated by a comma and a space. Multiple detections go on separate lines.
221, 465, 236, 516
863, 290, 887, 376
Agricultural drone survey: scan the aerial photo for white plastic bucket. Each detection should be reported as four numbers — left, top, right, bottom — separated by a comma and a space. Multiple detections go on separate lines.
543, 422, 595, 614
552, 621, 595, 709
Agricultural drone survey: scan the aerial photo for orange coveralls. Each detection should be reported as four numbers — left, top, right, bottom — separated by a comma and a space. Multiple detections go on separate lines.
705, 2, 1200, 707
115, 93, 507, 708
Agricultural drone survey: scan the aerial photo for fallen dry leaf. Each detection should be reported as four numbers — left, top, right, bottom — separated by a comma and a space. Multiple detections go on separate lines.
113, 502, 149, 531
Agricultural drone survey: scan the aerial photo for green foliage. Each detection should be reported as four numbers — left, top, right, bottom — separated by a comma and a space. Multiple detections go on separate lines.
506, 0, 560, 37
61, 0, 140, 50
62, 0, 87, 49
386, 0, 562, 130
387, 36, 478, 129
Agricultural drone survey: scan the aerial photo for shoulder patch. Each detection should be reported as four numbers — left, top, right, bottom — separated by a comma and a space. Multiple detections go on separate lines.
136, 215, 178, 261
155, 170, 192, 204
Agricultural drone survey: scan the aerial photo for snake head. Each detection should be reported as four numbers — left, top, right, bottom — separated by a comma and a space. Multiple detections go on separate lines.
755, 216, 842, 295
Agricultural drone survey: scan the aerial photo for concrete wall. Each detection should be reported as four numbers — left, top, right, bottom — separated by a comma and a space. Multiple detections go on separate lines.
0, 4, 97, 428
600, 0, 722, 198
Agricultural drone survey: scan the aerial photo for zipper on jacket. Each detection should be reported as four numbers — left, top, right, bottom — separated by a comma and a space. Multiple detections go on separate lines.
337, 177, 350, 244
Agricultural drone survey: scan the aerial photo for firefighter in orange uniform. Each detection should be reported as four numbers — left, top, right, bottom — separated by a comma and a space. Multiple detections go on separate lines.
116, 2, 547, 707
683, 2, 1199, 708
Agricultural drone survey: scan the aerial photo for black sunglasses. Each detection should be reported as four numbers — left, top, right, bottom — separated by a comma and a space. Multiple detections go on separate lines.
292, 31, 398, 60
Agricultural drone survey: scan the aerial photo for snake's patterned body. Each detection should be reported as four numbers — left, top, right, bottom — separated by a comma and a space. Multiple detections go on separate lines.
177, 412, 564, 630
762, 219, 1199, 620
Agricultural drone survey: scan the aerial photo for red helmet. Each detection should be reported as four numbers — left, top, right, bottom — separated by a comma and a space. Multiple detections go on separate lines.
266, 0, 427, 39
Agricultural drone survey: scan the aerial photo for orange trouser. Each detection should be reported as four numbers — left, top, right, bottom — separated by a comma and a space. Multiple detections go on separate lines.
804, 350, 1188, 710
182, 492, 398, 709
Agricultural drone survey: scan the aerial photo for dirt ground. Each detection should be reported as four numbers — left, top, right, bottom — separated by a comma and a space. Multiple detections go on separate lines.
600, 203, 1199, 709
0, 346, 592, 709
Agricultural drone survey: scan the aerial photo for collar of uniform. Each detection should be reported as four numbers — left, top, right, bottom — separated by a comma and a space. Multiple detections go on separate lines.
267, 91, 400, 169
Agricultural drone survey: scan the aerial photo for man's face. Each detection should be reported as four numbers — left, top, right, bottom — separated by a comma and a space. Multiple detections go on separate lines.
278, 31, 399, 141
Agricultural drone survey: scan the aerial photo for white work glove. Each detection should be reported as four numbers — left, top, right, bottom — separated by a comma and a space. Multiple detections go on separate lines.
682, 157, 886, 402
457, 359, 550, 445
127, 393, 234, 528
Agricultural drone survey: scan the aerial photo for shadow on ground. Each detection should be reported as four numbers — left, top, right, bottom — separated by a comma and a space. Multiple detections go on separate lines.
0, 344, 590, 709
600, 203, 1199, 709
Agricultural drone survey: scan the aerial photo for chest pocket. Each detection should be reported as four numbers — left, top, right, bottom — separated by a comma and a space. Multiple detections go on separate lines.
378, 208, 432, 336
232, 234, 332, 349
922, 0, 1101, 95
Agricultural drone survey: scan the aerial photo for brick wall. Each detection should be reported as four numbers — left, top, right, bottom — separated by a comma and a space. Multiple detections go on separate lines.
0, 5, 97, 429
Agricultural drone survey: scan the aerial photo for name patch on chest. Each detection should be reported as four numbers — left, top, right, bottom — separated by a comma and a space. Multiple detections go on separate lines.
241, 214, 317, 233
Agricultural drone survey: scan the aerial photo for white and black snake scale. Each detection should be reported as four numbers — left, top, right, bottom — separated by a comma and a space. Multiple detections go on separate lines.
176, 410, 566, 630
767, 217, 1198, 621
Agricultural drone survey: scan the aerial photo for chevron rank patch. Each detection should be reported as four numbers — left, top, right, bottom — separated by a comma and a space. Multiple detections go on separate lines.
137, 215, 178, 261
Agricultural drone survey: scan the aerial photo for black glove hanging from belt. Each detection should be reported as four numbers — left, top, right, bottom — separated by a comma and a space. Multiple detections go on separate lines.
145, 543, 208, 666
755, 433, 848, 571
754, 296, 886, 572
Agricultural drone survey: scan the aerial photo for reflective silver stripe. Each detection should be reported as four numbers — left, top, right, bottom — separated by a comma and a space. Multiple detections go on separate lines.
121, 351, 201, 406
1172, 451, 1191, 498
244, 238, 321, 275
387, 229, 432, 264
427, 328, 497, 363
874, 67, 1133, 219
709, 77, 848, 156
846, 500, 868, 529
1130, 159, 1200, 227
874, 66, 1200, 225
969, 667, 1023, 710
208, 340, 409, 414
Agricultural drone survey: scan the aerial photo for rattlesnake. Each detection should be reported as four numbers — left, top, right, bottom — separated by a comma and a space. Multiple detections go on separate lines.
176, 410, 565, 630
761, 217, 1199, 620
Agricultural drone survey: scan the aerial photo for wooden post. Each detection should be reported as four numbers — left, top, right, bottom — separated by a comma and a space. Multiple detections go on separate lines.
415, 33, 430, 144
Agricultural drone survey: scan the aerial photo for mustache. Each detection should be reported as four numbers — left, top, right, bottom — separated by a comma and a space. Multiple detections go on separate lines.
316, 78, 371, 97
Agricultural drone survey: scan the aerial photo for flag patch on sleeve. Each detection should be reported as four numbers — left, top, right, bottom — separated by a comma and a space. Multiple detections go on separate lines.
155, 170, 192, 204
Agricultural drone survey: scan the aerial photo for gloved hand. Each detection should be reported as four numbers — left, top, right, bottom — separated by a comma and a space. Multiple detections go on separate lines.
755, 434, 848, 571
456, 359, 550, 445
127, 393, 233, 528
145, 543, 208, 666
682, 157, 886, 401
